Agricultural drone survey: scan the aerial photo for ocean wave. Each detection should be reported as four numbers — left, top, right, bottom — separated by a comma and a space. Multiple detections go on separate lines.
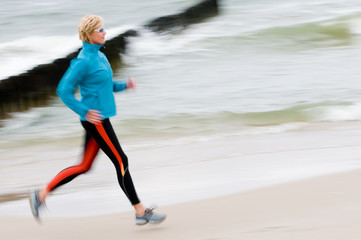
196, 11, 361, 50
246, 12, 361, 47
115, 101, 361, 138
238, 102, 361, 126
0, 35, 80, 80
1, 101, 361, 149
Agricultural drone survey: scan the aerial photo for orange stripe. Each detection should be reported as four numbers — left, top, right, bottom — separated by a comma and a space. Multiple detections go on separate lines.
95, 124, 125, 176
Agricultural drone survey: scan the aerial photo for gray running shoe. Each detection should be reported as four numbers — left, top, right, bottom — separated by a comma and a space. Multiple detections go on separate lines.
29, 190, 43, 221
136, 207, 166, 225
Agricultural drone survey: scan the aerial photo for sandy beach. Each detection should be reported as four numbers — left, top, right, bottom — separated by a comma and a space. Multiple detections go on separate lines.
1, 168, 361, 240
2, 121, 361, 240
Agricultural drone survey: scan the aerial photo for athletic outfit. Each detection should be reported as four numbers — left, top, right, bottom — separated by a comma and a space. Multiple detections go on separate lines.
48, 42, 140, 205
30, 41, 165, 224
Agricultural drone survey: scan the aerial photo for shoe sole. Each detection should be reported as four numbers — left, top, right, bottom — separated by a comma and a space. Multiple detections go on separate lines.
149, 217, 166, 224
136, 216, 166, 226
29, 192, 40, 222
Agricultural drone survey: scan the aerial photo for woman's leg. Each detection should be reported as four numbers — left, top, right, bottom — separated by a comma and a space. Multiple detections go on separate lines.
81, 119, 141, 207
31, 119, 165, 224
39, 132, 100, 202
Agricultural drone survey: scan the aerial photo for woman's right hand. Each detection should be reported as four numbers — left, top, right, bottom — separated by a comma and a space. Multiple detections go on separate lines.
126, 76, 136, 89
85, 109, 103, 125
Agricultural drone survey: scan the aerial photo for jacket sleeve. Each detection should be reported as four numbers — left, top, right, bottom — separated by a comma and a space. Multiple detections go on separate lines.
56, 59, 89, 118
113, 80, 127, 92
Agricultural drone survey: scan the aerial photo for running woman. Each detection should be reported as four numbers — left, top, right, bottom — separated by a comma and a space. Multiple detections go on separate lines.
29, 15, 166, 225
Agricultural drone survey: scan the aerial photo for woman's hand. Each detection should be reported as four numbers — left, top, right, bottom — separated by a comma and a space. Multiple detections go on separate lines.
126, 76, 136, 89
85, 109, 103, 125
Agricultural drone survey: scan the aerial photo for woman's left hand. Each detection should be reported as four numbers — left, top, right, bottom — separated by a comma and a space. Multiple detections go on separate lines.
85, 109, 103, 125
126, 76, 136, 89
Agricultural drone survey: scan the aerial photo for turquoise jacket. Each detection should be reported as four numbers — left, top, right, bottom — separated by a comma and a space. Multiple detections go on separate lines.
57, 42, 127, 121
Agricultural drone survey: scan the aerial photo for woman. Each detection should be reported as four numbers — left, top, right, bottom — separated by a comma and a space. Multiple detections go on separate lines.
29, 15, 166, 225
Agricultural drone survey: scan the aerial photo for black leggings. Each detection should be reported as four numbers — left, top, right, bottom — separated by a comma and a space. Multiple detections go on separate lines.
46, 119, 140, 205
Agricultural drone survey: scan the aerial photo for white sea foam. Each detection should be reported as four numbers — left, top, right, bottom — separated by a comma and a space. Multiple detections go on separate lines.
311, 103, 361, 122
0, 35, 80, 79
0, 25, 137, 80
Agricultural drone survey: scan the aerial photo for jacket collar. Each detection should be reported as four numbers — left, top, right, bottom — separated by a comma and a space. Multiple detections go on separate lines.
82, 42, 103, 53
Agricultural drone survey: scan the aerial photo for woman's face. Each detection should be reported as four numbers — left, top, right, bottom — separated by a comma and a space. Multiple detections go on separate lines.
88, 25, 106, 45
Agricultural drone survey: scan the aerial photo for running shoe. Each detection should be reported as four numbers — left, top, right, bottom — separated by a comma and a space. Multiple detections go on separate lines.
29, 189, 42, 221
136, 207, 166, 225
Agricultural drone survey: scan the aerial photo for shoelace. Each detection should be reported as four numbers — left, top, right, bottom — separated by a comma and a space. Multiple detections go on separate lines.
144, 208, 154, 215
145, 204, 158, 214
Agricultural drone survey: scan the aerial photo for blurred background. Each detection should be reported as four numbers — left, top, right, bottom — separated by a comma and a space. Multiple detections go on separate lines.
2, 0, 361, 217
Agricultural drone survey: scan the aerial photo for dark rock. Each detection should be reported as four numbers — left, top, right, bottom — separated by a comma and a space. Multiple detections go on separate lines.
144, 0, 219, 33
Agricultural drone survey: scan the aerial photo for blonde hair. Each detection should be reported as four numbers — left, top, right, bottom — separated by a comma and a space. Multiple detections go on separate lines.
78, 15, 103, 43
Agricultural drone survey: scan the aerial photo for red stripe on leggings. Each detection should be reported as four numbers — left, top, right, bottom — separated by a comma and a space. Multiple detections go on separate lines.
46, 137, 99, 192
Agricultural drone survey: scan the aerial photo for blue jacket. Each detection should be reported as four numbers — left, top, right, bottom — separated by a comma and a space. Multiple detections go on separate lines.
57, 42, 127, 120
